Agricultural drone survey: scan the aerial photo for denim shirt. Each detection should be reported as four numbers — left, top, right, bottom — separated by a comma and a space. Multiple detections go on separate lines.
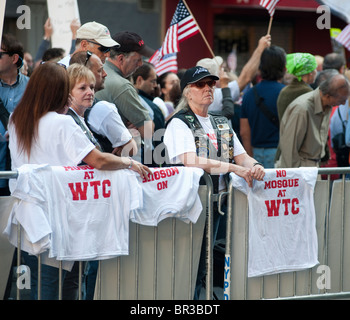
0, 72, 29, 187
0, 72, 29, 112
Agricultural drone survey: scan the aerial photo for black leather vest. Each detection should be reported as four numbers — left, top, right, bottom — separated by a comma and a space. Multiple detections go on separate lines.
166, 107, 234, 193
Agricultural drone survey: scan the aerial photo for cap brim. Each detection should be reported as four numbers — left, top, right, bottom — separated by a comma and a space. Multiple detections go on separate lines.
96, 38, 120, 48
181, 74, 219, 92
139, 45, 156, 58
187, 74, 219, 84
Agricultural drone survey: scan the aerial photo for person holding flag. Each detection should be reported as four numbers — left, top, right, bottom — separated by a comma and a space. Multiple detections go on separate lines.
195, 35, 272, 116
149, 0, 200, 75
259, 0, 280, 34
153, 0, 272, 124
336, 24, 350, 52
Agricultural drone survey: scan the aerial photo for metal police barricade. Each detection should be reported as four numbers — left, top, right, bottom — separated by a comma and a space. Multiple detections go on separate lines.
224, 167, 350, 300
0, 171, 17, 300
94, 172, 214, 300
0, 170, 215, 300
0, 170, 81, 300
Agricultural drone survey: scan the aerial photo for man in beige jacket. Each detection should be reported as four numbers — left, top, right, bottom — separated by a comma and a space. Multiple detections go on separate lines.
276, 73, 350, 168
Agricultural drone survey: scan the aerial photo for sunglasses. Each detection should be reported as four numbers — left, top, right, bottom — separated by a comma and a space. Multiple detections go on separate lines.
86, 40, 111, 53
40, 61, 67, 69
192, 80, 216, 89
0, 52, 10, 59
84, 51, 93, 66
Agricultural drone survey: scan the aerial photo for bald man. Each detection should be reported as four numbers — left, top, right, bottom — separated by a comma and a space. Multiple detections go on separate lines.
276, 73, 350, 168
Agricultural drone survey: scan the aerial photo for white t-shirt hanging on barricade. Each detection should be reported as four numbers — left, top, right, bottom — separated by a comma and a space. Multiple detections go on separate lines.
5, 164, 143, 261
230, 167, 319, 277
4, 164, 53, 256
130, 166, 204, 226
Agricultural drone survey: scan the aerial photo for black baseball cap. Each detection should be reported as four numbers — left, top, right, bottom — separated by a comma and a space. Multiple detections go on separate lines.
112, 31, 154, 57
180, 66, 219, 92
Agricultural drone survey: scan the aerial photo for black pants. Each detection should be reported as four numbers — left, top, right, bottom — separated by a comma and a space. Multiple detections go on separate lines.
0, 186, 10, 196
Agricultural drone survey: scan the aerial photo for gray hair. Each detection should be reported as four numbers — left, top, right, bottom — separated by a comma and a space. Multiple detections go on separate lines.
109, 48, 135, 60
314, 68, 338, 88
174, 86, 190, 113
319, 73, 350, 96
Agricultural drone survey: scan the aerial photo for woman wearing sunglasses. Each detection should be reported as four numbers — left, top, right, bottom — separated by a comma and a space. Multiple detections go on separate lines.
163, 65, 265, 299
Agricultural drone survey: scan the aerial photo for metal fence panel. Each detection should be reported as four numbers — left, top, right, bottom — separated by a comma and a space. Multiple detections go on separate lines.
4, 168, 350, 300
96, 185, 207, 300
227, 175, 350, 300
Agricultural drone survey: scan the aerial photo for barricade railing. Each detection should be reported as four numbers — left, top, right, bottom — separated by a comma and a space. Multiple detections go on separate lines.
0, 170, 214, 300
224, 167, 350, 300
94, 172, 213, 300
4, 167, 350, 300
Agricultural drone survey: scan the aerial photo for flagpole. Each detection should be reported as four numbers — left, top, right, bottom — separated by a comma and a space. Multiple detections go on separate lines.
267, 16, 273, 35
182, 0, 216, 58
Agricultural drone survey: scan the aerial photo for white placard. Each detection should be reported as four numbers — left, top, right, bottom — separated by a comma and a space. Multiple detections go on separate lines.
0, 0, 6, 48
46, 0, 80, 55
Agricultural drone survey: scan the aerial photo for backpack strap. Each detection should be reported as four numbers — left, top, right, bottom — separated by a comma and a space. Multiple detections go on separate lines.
252, 86, 279, 128
67, 108, 102, 151
0, 99, 11, 171
0, 99, 10, 129
337, 107, 346, 133
84, 107, 113, 153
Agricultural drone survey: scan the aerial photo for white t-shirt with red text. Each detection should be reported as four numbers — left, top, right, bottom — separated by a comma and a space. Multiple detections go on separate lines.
130, 167, 204, 226
230, 167, 319, 277
6, 164, 142, 261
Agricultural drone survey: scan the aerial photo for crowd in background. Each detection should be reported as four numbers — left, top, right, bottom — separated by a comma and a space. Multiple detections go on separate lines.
1, 17, 350, 300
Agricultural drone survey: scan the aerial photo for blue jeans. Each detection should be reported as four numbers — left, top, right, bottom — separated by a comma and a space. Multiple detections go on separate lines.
253, 147, 277, 169
83, 261, 98, 300
22, 252, 81, 300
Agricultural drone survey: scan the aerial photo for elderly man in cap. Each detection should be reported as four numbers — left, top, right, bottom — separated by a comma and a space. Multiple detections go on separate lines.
59, 21, 119, 67
95, 31, 155, 164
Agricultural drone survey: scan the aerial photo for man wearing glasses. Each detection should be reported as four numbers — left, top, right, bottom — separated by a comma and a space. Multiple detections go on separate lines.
59, 21, 120, 67
0, 34, 29, 197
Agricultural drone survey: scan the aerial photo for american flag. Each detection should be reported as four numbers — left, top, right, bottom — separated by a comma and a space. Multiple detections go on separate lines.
336, 24, 350, 51
259, 0, 280, 17
159, 0, 199, 56
149, 49, 178, 76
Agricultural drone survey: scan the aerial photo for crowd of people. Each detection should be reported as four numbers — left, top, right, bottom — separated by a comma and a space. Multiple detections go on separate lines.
1, 17, 350, 300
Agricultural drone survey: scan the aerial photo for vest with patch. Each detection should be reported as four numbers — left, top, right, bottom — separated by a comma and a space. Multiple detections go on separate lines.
166, 107, 234, 193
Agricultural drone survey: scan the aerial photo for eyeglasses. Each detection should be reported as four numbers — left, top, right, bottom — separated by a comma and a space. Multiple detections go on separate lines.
57, 62, 67, 69
84, 51, 92, 66
0, 52, 10, 59
192, 80, 216, 89
86, 40, 111, 53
